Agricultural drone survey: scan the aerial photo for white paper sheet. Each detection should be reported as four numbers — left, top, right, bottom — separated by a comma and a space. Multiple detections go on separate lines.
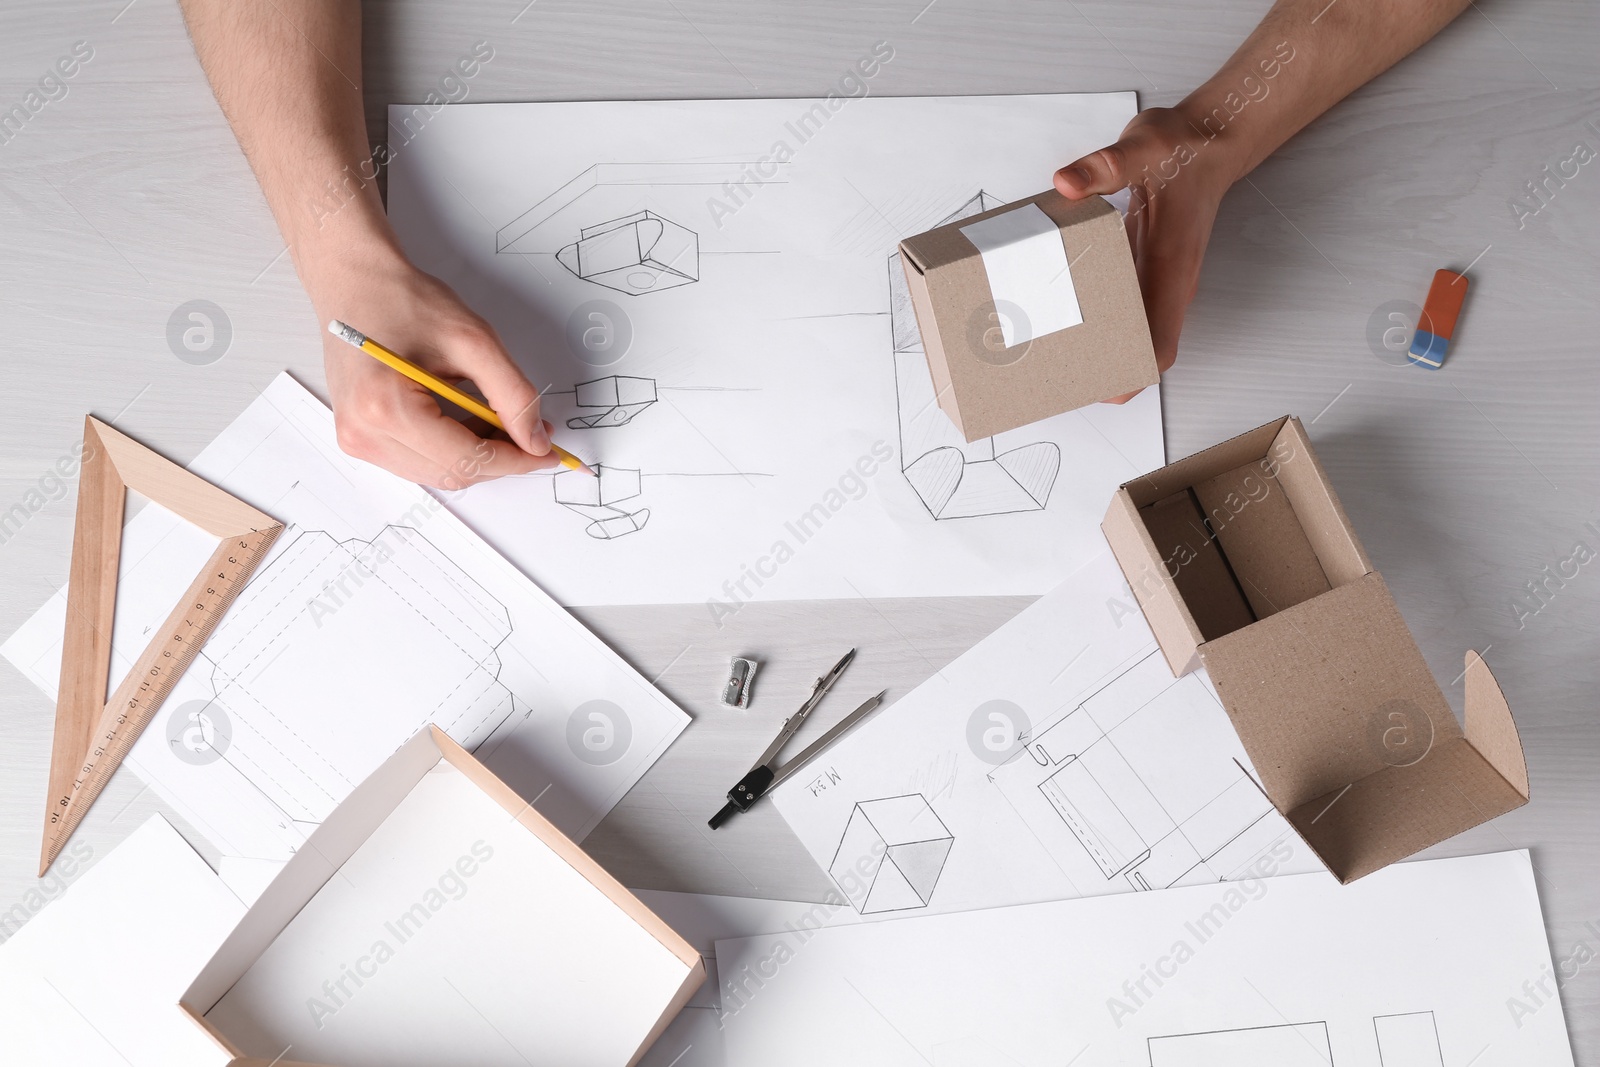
0, 816, 243, 1067
630, 890, 859, 1067
770, 551, 1326, 919
716, 851, 1576, 1067
2, 374, 689, 862
387, 93, 1163, 606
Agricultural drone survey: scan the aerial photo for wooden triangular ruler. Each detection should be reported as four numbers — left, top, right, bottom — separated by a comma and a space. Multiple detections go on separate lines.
42, 416, 282, 875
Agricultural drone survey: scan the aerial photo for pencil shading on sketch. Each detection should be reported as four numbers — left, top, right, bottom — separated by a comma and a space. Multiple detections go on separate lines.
829, 794, 954, 914
887, 190, 1062, 520
567, 375, 659, 429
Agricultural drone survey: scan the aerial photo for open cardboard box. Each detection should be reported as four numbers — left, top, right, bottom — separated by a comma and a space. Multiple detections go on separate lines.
184, 726, 703, 1067
1102, 416, 1530, 883
898, 189, 1157, 441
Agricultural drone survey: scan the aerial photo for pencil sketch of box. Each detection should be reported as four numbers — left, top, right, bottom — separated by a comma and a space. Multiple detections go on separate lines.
569, 376, 659, 429
556, 211, 699, 296
828, 794, 953, 914
554, 465, 651, 540
887, 190, 1063, 521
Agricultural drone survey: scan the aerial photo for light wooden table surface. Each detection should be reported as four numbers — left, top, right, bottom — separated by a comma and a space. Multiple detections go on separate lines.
1, 0, 1595, 1058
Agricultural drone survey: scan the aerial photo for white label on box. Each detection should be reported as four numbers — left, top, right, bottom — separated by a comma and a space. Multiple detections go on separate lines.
959, 203, 1084, 347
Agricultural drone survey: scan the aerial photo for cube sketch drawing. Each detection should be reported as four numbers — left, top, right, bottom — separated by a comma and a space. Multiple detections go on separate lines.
569, 375, 659, 429
556, 210, 699, 296
553, 464, 650, 540
542, 392, 767, 541
828, 794, 954, 914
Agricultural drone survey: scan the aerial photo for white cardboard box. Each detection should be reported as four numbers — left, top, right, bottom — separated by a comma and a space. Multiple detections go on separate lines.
182, 726, 704, 1067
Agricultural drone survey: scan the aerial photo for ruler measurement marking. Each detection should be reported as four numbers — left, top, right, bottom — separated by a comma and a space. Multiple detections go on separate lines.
44, 532, 272, 831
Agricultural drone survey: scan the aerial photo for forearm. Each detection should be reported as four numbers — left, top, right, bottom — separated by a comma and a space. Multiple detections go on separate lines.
177, 0, 397, 297
178, 2, 571, 481
1179, 0, 1472, 183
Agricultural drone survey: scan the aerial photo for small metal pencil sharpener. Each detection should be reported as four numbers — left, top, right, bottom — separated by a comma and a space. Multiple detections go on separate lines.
720, 656, 758, 708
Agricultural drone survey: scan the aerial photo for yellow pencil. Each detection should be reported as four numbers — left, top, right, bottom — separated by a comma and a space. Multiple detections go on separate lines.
328, 320, 594, 476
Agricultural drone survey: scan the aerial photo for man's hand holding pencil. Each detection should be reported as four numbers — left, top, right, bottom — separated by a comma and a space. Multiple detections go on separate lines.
314, 250, 569, 490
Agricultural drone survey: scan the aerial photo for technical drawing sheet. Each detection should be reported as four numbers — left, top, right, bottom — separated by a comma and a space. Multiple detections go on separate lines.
2, 374, 689, 862
716, 851, 1576, 1067
387, 92, 1164, 606
770, 551, 1326, 919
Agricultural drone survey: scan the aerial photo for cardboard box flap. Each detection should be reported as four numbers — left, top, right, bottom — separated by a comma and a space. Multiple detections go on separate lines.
1267, 419, 1374, 586
1198, 572, 1462, 812
1284, 736, 1529, 884
1464, 650, 1530, 798
1122, 417, 1289, 508
1102, 489, 1205, 674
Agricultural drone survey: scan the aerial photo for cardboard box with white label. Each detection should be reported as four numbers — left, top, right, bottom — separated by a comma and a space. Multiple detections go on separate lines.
897, 189, 1157, 441
1102, 416, 1530, 883
182, 726, 704, 1067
